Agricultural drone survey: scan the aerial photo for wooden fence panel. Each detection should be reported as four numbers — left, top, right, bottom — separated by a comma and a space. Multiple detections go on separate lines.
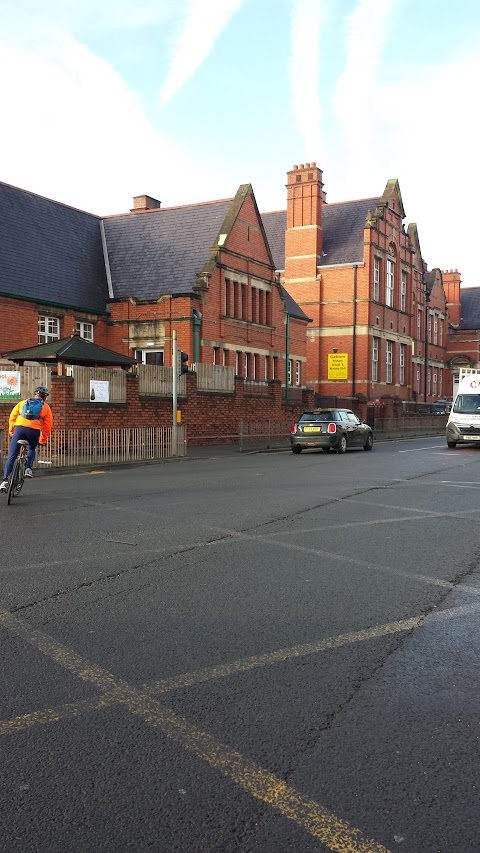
72, 366, 126, 402
138, 365, 186, 396
0, 364, 51, 399
193, 363, 234, 392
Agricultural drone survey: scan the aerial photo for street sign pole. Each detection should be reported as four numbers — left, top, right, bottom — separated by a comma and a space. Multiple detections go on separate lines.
172, 330, 178, 456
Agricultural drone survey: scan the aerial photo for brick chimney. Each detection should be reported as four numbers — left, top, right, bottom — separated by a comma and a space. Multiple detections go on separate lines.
131, 195, 161, 212
285, 163, 325, 281
443, 269, 462, 326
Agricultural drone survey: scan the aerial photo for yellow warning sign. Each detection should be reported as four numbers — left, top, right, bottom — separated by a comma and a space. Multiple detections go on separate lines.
328, 353, 348, 380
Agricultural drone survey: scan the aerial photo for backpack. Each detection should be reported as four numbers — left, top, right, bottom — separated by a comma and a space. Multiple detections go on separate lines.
21, 398, 44, 420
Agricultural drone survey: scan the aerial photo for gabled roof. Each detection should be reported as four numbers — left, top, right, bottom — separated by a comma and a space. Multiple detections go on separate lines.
262, 198, 380, 271
0, 181, 108, 313
280, 285, 311, 321
378, 179, 405, 219
103, 198, 233, 301
459, 287, 480, 330
0, 180, 309, 324
3, 336, 136, 366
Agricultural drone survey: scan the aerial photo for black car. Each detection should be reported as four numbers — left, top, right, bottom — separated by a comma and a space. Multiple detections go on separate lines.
290, 408, 373, 454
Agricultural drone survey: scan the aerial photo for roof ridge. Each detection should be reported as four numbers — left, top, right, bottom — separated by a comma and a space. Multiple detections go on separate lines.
324, 196, 381, 207
104, 197, 234, 220
0, 179, 101, 219
261, 196, 381, 216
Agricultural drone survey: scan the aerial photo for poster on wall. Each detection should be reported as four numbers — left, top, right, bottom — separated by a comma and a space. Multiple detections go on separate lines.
89, 380, 110, 402
327, 353, 348, 380
0, 370, 21, 400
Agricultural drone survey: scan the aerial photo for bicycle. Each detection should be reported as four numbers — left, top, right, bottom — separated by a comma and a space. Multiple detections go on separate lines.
6, 439, 29, 505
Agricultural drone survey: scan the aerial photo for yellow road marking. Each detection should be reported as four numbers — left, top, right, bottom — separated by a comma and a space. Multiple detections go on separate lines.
0, 695, 116, 736
0, 607, 391, 852
0, 616, 421, 736
144, 616, 421, 694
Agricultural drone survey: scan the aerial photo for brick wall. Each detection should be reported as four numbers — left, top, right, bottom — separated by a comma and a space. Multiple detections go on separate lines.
0, 295, 110, 353
0, 373, 314, 445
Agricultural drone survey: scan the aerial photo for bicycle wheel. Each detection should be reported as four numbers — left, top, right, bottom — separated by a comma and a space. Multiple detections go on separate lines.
7, 458, 20, 505
14, 456, 26, 496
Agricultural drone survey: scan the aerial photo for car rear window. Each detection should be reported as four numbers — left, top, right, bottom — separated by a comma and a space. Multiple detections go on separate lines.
299, 411, 333, 422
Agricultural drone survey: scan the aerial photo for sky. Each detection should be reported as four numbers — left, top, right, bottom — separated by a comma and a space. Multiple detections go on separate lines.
1, 0, 479, 286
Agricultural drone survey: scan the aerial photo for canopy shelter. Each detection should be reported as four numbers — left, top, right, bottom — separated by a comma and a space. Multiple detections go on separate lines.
3, 335, 136, 375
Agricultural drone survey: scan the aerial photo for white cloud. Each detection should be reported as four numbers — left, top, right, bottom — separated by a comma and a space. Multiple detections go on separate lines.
373, 54, 480, 286
333, 0, 396, 186
289, 0, 328, 164
0, 0, 176, 36
0, 29, 223, 214
159, 0, 242, 106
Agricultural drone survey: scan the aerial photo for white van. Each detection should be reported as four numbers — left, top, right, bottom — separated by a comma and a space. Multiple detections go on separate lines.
446, 368, 480, 448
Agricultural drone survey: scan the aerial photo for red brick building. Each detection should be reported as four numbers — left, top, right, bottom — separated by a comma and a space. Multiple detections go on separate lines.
444, 270, 480, 397
1, 166, 469, 423
0, 180, 311, 437
262, 163, 450, 405
102, 184, 310, 389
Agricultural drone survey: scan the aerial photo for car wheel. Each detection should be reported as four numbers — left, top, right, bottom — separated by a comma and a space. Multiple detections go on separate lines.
335, 434, 347, 454
292, 446, 302, 454
447, 441, 457, 449
363, 433, 373, 451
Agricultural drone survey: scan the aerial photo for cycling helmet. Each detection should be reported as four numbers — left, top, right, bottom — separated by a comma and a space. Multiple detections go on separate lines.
35, 386, 50, 399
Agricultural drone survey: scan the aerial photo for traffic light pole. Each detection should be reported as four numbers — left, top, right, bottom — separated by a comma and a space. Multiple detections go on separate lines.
172, 329, 178, 456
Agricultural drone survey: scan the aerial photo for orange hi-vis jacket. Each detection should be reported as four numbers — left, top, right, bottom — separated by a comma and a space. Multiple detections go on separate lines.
9, 399, 53, 444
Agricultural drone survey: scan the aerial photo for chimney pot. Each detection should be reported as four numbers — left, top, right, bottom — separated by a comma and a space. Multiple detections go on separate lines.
293, 165, 298, 170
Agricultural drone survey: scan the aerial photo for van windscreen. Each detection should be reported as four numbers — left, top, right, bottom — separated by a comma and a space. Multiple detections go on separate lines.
453, 395, 480, 414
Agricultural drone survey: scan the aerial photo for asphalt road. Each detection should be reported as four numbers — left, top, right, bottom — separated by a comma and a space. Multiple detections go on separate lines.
1, 436, 480, 853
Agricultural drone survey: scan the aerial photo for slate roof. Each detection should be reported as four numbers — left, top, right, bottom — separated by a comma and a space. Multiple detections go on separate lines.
103, 200, 233, 301
0, 181, 108, 313
262, 198, 381, 271
280, 285, 311, 321
459, 287, 480, 329
4, 336, 136, 366
1, 181, 309, 324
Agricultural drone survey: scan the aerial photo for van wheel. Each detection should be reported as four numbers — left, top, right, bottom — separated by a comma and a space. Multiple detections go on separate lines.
292, 446, 302, 454
447, 441, 457, 449
335, 435, 347, 454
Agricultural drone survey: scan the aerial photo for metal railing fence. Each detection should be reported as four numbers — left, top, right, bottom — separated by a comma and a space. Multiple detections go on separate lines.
1, 426, 187, 470
243, 379, 273, 397
239, 419, 293, 450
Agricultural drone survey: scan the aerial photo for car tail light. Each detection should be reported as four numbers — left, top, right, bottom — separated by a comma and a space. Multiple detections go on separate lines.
327, 422, 337, 434
290, 424, 297, 435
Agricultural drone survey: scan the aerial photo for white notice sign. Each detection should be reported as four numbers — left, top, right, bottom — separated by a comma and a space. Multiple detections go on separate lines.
89, 380, 109, 402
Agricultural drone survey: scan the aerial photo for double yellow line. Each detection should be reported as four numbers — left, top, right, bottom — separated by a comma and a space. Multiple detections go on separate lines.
0, 607, 417, 852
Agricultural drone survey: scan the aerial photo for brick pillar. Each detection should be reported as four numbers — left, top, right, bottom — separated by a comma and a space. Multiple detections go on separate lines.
50, 375, 74, 429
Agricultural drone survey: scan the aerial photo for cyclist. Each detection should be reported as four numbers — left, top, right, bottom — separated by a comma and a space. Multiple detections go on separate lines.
0, 386, 53, 491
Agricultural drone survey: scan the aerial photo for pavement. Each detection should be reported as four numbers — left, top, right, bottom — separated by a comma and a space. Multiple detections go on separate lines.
25, 430, 446, 477
185, 429, 446, 459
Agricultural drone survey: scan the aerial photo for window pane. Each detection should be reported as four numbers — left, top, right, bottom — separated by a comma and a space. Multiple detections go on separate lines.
38, 314, 59, 343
